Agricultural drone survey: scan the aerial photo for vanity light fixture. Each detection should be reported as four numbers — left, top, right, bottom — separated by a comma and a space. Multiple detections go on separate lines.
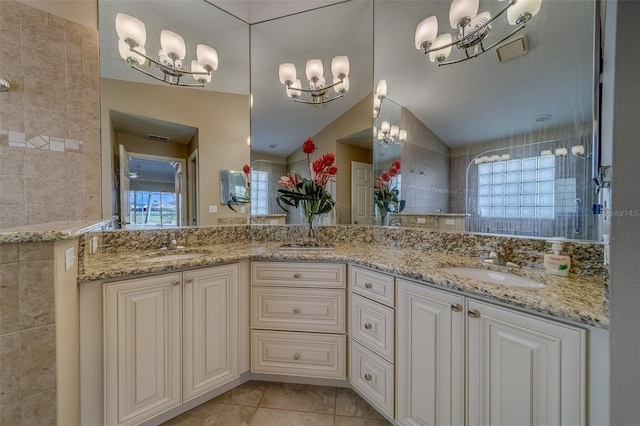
555, 147, 568, 156
375, 120, 407, 147
115, 13, 219, 87
414, 0, 542, 66
540, 149, 553, 156
278, 56, 350, 105
373, 79, 387, 118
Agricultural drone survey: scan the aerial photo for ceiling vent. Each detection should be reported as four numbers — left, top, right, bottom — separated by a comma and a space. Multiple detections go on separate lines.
495, 35, 529, 63
147, 133, 170, 142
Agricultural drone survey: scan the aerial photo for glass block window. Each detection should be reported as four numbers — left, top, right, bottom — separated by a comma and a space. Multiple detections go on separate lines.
251, 170, 268, 215
478, 155, 555, 218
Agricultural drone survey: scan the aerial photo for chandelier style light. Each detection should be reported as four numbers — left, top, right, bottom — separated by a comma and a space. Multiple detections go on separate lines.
373, 79, 387, 118
115, 13, 219, 87
374, 121, 407, 147
278, 56, 350, 105
414, 0, 542, 66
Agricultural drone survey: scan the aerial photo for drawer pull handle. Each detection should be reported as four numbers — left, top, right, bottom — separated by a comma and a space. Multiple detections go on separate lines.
467, 309, 480, 319
364, 322, 373, 330
364, 282, 373, 289
293, 273, 301, 278
450, 303, 462, 312
364, 373, 372, 381
293, 308, 301, 314
172, 279, 180, 286
293, 353, 301, 360
185, 277, 193, 284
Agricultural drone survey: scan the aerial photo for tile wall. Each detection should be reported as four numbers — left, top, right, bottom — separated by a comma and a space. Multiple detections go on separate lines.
0, 0, 101, 229
0, 242, 57, 425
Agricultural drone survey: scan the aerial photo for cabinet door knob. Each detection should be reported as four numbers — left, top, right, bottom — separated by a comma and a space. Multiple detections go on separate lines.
293, 353, 301, 360
364, 322, 372, 330
172, 279, 180, 286
185, 277, 193, 284
450, 303, 462, 312
293, 308, 301, 314
467, 309, 480, 318
293, 273, 301, 278
364, 373, 372, 381
364, 282, 372, 289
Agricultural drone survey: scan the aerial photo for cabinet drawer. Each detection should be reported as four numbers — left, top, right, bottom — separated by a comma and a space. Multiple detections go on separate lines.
252, 330, 346, 379
349, 339, 394, 419
350, 266, 394, 306
252, 287, 345, 333
252, 262, 345, 288
350, 293, 394, 362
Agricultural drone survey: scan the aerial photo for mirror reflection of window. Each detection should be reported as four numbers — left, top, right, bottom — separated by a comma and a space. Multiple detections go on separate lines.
251, 170, 269, 215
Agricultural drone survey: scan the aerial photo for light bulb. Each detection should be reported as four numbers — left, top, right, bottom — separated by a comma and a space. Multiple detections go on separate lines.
507, 0, 542, 25
118, 39, 146, 64
555, 147, 568, 156
190, 60, 211, 83
196, 44, 218, 71
115, 13, 146, 46
333, 76, 349, 93
571, 145, 585, 156
279, 63, 296, 85
331, 55, 349, 78
449, 0, 479, 28
399, 129, 407, 142
381, 121, 391, 133
160, 30, 186, 59
390, 125, 400, 138
540, 150, 553, 156
414, 16, 438, 49
429, 33, 453, 63
376, 80, 387, 99
305, 59, 323, 81
286, 79, 302, 98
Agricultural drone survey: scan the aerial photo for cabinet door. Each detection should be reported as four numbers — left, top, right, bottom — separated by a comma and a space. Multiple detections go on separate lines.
183, 265, 239, 401
104, 273, 182, 426
396, 280, 465, 426
467, 299, 586, 426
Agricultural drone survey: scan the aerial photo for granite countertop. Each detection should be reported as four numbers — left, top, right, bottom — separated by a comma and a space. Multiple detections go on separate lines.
80, 241, 608, 329
0, 218, 117, 244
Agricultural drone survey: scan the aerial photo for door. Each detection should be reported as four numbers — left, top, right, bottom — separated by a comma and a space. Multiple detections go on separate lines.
467, 299, 586, 426
187, 149, 199, 225
351, 161, 374, 224
103, 273, 182, 426
183, 265, 239, 401
118, 144, 131, 227
396, 279, 465, 426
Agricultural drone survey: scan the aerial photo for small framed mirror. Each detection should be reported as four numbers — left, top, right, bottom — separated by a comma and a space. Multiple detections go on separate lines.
220, 170, 249, 205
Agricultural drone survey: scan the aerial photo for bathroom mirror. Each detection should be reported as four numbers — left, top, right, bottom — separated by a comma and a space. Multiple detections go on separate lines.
220, 170, 249, 205
98, 0, 251, 227
373, 0, 600, 240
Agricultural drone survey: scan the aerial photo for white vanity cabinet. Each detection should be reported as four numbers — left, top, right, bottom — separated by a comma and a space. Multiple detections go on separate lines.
103, 264, 240, 426
396, 279, 587, 426
349, 266, 396, 419
250, 262, 347, 379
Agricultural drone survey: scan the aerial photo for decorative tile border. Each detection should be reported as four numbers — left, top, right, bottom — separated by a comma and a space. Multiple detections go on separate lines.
0, 130, 83, 152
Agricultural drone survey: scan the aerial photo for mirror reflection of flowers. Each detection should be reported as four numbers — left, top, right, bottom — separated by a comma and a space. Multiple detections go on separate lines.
276, 137, 337, 238
227, 163, 251, 212
374, 159, 405, 223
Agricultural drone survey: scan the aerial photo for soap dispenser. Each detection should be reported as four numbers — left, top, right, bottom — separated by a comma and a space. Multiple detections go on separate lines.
544, 239, 571, 277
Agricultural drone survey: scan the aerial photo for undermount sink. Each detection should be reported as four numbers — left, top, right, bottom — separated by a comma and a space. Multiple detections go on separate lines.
443, 267, 544, 288
140, 253, 208, 263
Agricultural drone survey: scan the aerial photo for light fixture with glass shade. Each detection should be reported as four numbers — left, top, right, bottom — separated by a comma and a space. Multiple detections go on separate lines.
414, 0, 542, 66
115, 13, 219, 87
374, 120, 408, 147
373, 79, 387, 118
278, 56, 350, 105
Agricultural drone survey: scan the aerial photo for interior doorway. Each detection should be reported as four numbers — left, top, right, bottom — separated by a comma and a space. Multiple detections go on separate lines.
119, 146, 187, 229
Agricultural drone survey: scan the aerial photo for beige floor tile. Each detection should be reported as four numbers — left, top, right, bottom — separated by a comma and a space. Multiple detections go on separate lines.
259, 382, 336, 414
212, 380, 268, 407
334, 415, 392, 426
250, 407, 334, 426
162, 402, 255, 426
335, 388, 384, 419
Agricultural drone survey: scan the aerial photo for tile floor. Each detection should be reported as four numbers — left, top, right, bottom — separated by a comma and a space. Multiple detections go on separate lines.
162, 381, 392, 426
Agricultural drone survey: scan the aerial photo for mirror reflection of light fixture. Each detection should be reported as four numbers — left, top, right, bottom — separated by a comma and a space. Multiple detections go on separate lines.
555, 147, 568, 156
0, 76, 10, 92
414, 0, 542, 66
278, 56, 350, 105
115, 13, 219, 87
373, 79, 387, 118
540, 149, 553, 156
375, 120, 407, 147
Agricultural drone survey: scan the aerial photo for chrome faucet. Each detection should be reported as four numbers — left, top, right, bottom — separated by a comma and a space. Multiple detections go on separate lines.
167, 232, 178, 250
482, 242, 518, 267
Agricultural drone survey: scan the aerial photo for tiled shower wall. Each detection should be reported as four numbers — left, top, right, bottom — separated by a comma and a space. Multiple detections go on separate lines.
0, 0, 101, 229
0, 242, 57, 425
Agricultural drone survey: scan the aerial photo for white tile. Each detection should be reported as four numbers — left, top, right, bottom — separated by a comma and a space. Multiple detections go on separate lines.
50, 140, 65, 151
8, 131, 25, 143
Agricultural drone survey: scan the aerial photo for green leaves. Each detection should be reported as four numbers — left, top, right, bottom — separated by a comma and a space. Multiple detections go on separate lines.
276, 176, 335, 217
374, 185, 405, 215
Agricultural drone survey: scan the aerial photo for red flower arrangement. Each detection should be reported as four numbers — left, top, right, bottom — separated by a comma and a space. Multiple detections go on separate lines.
374, 159, 405, 223
277, 137, 337, 237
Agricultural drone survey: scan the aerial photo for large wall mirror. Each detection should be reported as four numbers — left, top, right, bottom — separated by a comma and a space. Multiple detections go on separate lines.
98, 0, 250, 228
373, 0, 601, 241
